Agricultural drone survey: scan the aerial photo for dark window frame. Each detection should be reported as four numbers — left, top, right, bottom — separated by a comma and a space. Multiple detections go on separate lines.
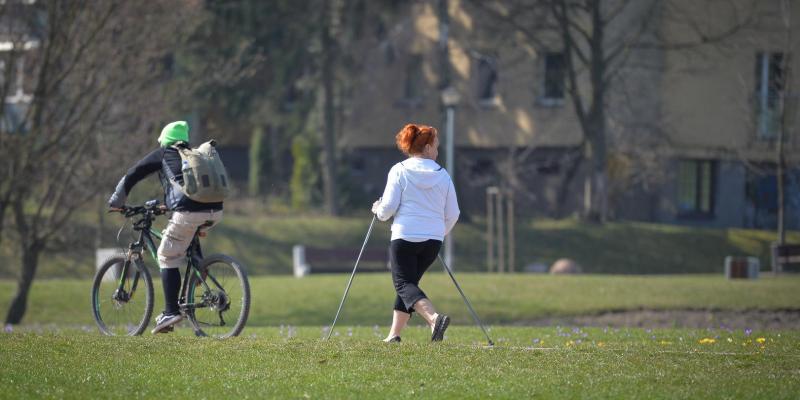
537, 51, 565, 107
676, 159, 717, 220
394, 53, 424, 109
476, 55, 498, 105
754, 51, 787, 140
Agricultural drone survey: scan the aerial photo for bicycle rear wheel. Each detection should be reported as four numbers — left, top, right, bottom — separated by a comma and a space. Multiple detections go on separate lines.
91, 255, 154, 336
186, 254, 250, 338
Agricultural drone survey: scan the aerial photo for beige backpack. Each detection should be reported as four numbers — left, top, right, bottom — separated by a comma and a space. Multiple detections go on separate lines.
174, 140, 230, 203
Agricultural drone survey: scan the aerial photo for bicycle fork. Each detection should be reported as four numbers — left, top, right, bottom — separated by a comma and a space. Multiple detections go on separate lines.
114, 250, 144, 303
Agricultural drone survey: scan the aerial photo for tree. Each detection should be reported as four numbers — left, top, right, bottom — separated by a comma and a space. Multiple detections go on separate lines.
179, 0, 370, 213
319, 0, 342, 216
725, 0, 798, 267
248, 126, 265, 196
468, 0, 754, 221
290, 136, 316, 211
772, 0, 796, 249
0, 0, 203, 326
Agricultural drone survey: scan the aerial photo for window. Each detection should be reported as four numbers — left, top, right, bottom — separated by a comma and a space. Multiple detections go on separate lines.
0, 40, 37, 104
755, 52, 785, 139
476, 56, 498, 105
540, 51, 565, 105
395, 54, 423, 108
677, 160, 716, 217
350, 156, 366, 178
375, 20, 395, 65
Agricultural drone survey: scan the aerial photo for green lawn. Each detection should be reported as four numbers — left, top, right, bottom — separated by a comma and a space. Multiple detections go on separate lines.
1, 327, 797, 399
2, 214, 798, 278
201, 215, 800, 275
2, 274, 800, 398
2, 274, 799, 327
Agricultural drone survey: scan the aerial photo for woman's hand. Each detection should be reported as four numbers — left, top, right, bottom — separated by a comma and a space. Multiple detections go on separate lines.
371, 198, 382, 214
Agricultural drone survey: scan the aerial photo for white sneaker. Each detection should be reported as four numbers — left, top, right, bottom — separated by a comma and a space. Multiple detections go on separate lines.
151, 312, 183, 334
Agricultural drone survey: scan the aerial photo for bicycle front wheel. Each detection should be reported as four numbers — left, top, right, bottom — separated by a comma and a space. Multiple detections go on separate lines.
91, 255, 154, 336
187, 254, 250, 338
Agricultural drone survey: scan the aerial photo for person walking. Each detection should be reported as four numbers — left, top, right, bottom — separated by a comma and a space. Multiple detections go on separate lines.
108, 121, 224, 334
372, 123, 460, 342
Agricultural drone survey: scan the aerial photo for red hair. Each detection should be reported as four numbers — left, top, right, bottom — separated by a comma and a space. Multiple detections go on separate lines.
395, 124, 438, 156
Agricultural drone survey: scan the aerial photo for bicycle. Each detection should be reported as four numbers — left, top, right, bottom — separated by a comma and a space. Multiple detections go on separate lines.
91, 199, 250, 338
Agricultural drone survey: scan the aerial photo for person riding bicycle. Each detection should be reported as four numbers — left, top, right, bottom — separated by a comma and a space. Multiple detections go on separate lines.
108, 121, 223, 334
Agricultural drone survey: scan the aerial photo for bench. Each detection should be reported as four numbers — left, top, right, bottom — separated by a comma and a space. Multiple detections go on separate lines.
293, 245, 390, 277
771, 243, 800, 273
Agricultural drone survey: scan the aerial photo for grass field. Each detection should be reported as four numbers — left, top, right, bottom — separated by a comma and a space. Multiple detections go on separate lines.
2, 274, 800, 398
3, 213, 798, 278
3, 274, 800, 326
1, 327, 798, 398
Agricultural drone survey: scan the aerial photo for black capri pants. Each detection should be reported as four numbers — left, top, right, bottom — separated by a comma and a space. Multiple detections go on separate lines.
390, 239, 442, 314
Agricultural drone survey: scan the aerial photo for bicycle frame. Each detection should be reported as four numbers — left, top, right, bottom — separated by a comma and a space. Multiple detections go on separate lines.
94, 200, 249, 337
115, 212, 214, 315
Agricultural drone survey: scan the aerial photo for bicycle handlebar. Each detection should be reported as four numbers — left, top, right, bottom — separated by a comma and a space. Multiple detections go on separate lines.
109, 200, 168, 218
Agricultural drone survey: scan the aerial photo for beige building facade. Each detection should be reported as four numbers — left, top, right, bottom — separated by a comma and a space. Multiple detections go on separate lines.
339, 0, 800, 229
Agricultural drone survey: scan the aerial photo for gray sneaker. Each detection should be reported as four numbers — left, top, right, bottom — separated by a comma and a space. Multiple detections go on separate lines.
431, 314, 450, 342
151, 312, 183, 334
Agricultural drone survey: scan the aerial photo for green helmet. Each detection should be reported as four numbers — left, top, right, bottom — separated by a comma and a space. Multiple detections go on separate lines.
158, 121, 189, 147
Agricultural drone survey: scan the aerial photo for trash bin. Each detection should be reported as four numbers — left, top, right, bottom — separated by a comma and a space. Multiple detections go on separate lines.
724, 256, 759, 279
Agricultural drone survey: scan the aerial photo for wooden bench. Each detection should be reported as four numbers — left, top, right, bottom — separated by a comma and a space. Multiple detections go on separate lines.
772, 243, 800, 273
293, 245, 390, 277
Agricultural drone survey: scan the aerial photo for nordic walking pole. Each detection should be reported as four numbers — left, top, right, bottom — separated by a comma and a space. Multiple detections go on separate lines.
325, 214, 377, 340
438, 254, 494, 346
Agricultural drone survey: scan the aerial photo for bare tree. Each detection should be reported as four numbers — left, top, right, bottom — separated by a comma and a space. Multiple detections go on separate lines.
0, 0, 204, 326
724, 1, 799, 262
319, 0, 342, 216
772, 0, 797, 248
467, 0, 755, 221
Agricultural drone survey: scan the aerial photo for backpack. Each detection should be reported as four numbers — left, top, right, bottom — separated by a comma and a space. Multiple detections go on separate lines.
173, 140, 230, 203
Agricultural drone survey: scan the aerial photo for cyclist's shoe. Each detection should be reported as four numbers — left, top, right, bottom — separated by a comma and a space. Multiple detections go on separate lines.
151, 312, 183, 334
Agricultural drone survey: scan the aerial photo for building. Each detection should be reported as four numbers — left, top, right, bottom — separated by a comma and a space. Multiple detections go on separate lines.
0, 0, 39, 135
337, 0, 800, 230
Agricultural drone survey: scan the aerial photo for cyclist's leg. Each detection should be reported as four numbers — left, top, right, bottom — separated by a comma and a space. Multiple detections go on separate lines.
193, 210, 222, 279
153, 211, 219, 333
158, 211, 223, 292
197, 210, 223, 237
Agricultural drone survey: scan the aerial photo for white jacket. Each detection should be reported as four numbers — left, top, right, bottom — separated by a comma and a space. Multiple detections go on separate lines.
375, 157, 460, 241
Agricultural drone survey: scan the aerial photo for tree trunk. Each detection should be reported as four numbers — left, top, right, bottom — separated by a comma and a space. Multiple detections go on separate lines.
320, 1, 339, 216
582, 1, 609, 222
4, 242, 43, 325
248, 125, 265, 197
437, 0, 451, 89
582, 113, 608, 222
269, 124, 284, 193
556, 151, 582, 218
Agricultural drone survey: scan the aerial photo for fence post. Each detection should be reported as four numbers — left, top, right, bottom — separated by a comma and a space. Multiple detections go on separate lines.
486, 186, 516, 274
487, 187, 496, 273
